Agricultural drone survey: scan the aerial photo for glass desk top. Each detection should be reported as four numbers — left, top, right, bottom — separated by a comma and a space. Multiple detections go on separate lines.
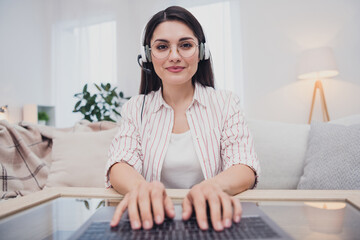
1, 197, 359, 240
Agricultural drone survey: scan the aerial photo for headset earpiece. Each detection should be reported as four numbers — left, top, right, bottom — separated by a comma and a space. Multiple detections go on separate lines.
139, 24, 152, 63
199, 41, 210, 60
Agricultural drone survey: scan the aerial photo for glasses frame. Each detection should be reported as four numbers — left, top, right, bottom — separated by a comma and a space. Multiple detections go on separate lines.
150, 40, 199, 60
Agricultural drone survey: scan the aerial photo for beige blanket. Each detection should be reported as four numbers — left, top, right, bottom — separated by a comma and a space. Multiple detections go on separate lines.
0, 120, 115, 199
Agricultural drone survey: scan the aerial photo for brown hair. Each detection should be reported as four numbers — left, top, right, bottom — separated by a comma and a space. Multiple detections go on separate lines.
139, 6, 214, 94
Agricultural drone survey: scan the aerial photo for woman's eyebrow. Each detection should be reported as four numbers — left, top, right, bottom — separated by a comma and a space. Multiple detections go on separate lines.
153, 37, 196, 43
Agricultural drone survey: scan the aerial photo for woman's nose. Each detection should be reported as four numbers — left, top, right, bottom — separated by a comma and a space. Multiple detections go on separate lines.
168, 45, 181, 61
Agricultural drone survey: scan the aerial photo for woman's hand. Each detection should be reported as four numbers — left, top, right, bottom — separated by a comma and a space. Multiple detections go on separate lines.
110, 181, 175, 230
182, 179, 242, 231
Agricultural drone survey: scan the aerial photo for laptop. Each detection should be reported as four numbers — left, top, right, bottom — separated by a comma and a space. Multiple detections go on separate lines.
69, 202, 293, 240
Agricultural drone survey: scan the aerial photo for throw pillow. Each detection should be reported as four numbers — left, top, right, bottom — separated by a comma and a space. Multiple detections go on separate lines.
297, 122, 360, 190
46, 127, 118, 188
247, 119, 310, 189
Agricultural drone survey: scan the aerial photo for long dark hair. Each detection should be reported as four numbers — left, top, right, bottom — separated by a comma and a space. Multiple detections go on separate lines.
139, 6, 214, 94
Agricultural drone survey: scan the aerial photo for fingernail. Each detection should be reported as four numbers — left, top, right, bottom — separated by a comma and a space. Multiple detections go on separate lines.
110, 220, 116, 226
155, 215, 162, 224
224, 218, 231, 228
216, 221, 224, 230
132, 220, 140, 229
201, 220, 208, 229
235, 215, 241, 223
143, 220, 151, 229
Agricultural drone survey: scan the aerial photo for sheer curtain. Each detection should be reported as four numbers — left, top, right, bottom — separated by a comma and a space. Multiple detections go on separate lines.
52, 0, 118, 127
179, 0, 245, 104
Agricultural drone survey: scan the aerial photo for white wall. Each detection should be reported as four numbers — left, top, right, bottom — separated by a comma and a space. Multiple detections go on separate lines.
0, 0, 52, 123
239, 0, 360, 123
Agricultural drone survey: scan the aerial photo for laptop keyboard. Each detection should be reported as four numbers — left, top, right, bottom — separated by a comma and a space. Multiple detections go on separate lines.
76, 216, 280, 240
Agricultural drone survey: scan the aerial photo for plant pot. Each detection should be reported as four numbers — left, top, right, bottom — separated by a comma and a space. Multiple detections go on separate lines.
38, 120, 47, 125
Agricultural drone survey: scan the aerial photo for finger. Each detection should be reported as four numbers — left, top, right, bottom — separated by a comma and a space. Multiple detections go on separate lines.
231, 198, 242, 223
208, 193, 223, 231
111, 194, 129, 227
127, 191, 141, 229
164, 193, 175, 219
192, 194, 209, 230
151, 185, 165, 225
138, 185, 153, 229
220, 193, 232, 228
181, 195, 193, 221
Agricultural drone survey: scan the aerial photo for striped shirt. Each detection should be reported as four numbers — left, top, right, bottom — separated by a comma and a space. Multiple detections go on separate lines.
105, 82, 260, 188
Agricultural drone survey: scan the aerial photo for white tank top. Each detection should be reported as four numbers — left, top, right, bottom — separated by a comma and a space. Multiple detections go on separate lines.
161, 130, 205, 188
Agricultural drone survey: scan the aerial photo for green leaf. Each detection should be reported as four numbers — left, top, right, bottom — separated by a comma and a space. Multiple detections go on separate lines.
83, 84, 88, 94
74, 101, 81, 110
96, 112, 101, 120
84, 114, 92, 122
105, 83, 111, 91
80, 106, 87, 114
94, 83, 101, 92
112, 109, 121, 116
96, 200, 105, 209
84, 200, 90, 210
101, 83, 106, 90
119, 92, 124, 98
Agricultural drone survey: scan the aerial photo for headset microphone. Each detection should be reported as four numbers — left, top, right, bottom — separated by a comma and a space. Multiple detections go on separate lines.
137, 54, 152, 74
137, 54, 150, 123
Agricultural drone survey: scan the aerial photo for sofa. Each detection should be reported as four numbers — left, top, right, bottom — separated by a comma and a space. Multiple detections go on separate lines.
1, 114, 359, 199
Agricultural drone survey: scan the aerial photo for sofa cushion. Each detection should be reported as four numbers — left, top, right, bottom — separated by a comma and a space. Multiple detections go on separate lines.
297, 122, 360, 190
247, 120, 310, 189
46, 127, 118, 188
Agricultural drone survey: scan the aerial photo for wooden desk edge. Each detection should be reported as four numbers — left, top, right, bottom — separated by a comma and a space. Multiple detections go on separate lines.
1, 188, 359, 219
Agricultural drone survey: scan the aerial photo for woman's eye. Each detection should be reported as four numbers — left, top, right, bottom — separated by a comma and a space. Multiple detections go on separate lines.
156, 44, 168, 51
179, 42, 193, 49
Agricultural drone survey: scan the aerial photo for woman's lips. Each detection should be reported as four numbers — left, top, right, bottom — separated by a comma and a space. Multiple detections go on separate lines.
166, 66, 185, 73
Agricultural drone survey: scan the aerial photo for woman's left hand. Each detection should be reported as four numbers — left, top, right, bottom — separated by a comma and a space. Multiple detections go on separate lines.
182, 179, 242, 231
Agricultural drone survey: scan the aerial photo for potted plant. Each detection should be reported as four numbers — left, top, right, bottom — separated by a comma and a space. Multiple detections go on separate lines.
73, 83, 129, 122
38, 111, 49, 125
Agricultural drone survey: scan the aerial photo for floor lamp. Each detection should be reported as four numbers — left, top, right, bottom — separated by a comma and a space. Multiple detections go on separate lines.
297, 47, 339, 124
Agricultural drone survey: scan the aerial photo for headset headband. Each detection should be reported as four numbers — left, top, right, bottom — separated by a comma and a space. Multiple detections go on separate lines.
139, 23, 211, 63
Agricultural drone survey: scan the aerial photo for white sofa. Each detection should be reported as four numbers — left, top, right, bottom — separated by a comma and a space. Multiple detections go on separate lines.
249, 114, 360, 189
1, 114, 359, 199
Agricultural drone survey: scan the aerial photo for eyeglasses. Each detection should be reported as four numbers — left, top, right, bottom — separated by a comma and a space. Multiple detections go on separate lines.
150, 40, 199, 59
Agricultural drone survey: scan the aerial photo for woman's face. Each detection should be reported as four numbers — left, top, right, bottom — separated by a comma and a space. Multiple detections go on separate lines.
150, 21, 199, 88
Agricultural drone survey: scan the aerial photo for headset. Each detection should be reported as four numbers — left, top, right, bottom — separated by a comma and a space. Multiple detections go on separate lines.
138, 25, 211, 63
137, 24, 211, 122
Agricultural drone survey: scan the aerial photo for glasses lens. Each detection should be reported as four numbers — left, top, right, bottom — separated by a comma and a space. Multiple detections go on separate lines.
178, 40, 197, 58
151, 40, 197, 59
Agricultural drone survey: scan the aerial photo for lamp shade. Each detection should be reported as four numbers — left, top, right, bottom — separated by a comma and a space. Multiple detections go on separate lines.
297, 47, 339, 80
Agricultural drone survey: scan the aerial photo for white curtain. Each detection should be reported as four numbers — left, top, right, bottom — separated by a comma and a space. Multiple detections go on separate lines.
52, 0, 118, 127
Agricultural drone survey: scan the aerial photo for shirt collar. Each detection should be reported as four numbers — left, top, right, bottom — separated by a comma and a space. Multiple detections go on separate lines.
152, 82, 208, 113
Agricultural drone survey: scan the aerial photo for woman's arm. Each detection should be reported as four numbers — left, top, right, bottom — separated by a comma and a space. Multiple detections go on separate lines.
209, 164, 256, 195
109, 162, 146, 194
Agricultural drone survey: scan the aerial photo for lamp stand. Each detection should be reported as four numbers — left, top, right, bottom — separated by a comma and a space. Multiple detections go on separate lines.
308, 80, 330, 124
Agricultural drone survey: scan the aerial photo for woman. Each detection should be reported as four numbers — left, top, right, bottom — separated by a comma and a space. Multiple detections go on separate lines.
106, 6, 260, 232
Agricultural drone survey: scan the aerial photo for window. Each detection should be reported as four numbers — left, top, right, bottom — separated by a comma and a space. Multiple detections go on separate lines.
189, 2, 234, 91
74, 21, 117, 86
53, 20, 117, 127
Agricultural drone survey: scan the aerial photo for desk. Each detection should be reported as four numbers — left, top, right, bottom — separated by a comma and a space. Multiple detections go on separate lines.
1, 188, 360, 239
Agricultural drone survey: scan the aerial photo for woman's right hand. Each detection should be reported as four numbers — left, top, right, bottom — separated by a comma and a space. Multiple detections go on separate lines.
110, 181, 175, 230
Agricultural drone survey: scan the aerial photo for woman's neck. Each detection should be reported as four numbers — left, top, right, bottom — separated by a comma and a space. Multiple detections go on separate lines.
162, 82, 195, 109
